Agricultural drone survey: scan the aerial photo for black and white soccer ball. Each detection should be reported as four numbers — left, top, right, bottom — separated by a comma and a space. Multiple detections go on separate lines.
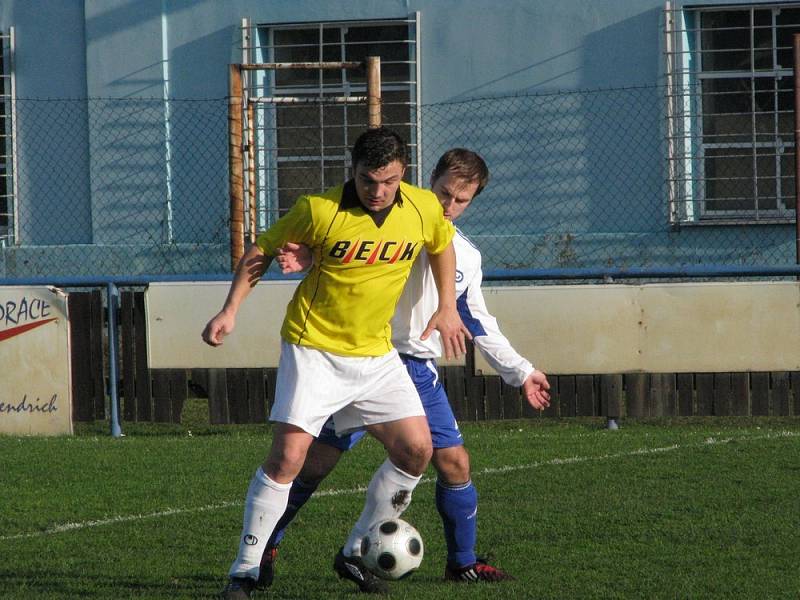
360, 518, 424, 580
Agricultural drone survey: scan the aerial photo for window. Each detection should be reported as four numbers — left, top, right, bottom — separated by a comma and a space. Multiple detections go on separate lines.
247, 17, 420, 227
666, 5, 800, 223
0, 28, 14, 245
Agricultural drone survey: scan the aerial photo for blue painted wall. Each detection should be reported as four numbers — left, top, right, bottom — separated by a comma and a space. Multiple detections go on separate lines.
0, 0, 795, 276
0, 1, 90, 247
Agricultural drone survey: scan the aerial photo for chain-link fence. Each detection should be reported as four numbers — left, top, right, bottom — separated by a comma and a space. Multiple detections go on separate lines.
1, 84, 797, 280
423, 85, 797, 272
1, 98, 231, 278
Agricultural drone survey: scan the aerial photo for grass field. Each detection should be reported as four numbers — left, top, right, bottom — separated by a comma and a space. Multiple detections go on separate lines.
1, 404, 799, 599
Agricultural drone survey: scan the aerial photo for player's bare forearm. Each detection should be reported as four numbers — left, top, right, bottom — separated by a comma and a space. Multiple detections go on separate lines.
201, 244, 272, 346
423, 243, 470, 358
224, 244, 271, 313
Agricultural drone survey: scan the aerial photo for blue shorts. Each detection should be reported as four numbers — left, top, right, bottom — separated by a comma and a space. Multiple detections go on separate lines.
317, 354, 463, 451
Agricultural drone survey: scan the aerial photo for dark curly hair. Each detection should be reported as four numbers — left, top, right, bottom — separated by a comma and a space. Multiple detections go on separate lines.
351, 127, 408, 171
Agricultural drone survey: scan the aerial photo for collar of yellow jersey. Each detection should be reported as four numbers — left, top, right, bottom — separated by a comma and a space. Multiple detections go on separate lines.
339, 179, 404, 227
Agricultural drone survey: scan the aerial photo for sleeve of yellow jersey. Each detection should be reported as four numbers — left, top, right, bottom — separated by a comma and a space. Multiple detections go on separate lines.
255, 195, 316, 257
423, 192, 456, 255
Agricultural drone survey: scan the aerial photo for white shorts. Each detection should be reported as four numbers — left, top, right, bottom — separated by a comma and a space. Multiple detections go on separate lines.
269, 340, 425, 436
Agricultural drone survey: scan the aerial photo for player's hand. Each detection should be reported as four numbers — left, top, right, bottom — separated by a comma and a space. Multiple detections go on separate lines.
276, 242, 311, 274
421, 306, 471, 360
201, 310, 235, 347
523, 369, 551, 410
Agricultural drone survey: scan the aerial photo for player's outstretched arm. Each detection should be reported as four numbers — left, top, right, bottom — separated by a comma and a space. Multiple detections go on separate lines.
202, 244, 272, 347
457, 253, 550, 409
422, 242, 471, 359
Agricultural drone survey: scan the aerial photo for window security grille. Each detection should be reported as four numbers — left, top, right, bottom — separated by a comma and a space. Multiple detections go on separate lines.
0, 28, 14, 246
665, 4, 800, 224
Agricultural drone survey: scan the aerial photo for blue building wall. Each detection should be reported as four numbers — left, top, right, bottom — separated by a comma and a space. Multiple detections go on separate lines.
3, 0, 91, 248
0, 0, 795, 277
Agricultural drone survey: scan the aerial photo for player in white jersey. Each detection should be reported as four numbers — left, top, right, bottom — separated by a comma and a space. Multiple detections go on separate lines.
262, 149, 550, 593
392, 229, 538, 389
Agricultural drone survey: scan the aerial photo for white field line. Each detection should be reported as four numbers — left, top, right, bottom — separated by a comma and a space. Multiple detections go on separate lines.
2, 430, 797, 542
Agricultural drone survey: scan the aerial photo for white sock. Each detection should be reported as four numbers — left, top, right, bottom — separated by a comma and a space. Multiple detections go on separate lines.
344, 459, 422, 557
228, 467, 293, 580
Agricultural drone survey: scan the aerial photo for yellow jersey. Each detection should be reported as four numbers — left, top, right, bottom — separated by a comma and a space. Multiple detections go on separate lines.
256, 180, 455, 356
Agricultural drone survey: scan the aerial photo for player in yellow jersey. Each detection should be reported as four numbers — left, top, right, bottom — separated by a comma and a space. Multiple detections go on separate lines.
261, 149, 550, 594
202, 127, 469, 599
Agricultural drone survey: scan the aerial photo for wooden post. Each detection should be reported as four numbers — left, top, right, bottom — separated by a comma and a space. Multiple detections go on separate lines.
366, 56, 381, 128
247, 100, 257, 243
229, 64, 245, 271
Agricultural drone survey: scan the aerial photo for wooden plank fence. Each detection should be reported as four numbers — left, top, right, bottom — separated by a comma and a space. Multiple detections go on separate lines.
68, 291, 800, 425
68, 290, 105, 422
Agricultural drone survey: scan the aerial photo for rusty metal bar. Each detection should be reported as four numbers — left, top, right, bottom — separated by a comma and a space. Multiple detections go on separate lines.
250, 96, 367, 104
240, 61, 362, 71
247, 101, 257, 244
228, 64, 245, 271
366, 56, 381, 128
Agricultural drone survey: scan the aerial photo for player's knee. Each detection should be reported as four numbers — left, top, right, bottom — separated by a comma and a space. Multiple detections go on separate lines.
434, 447, 471, 485
389, 439, 432, 476
264, 445, 307, 480
452, 447, 471, 479
417, 441, 434, 466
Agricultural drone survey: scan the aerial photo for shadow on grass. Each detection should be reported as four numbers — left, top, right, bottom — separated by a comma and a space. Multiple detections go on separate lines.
0, 568, 351, 599
0, 569, 221, 599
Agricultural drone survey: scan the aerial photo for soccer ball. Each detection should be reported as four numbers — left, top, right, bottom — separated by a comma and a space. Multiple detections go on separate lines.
360, 518, 424, 580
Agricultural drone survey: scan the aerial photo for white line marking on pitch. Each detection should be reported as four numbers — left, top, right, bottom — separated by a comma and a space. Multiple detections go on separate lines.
2, 430, 796, 542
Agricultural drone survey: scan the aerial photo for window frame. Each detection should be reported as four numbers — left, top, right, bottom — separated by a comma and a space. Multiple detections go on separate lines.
668, 3, 800, 225
0, 27, 15, 246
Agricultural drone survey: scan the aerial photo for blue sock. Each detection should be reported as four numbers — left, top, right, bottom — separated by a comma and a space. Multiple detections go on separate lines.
267, 478, 319, 547
435, 479, 478, 568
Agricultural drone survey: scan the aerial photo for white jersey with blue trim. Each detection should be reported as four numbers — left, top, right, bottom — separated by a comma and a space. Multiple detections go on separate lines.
391, 227, 534, 387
